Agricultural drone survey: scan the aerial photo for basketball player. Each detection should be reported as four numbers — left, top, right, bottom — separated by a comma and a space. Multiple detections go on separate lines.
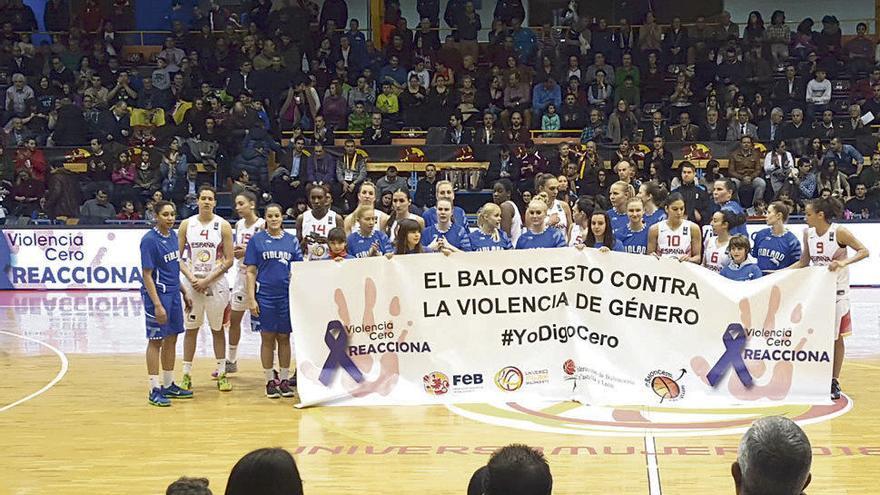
712, 179, 749, 236
422, 180, 467, 228
227, 191, 264, 374
702, 210, 742, 273
648, 192, 702, 262
141, 201, 193, 406
387, 189, 425, 243
492, 179, 523, 246
607, 181, 635, 234
536, 174, 572, 239
469, 203, 512, 251
245, 204, 304, 399
178, 185, 234, 392
421, 198, 472, 252
583, 211, 624, 252
568, 197, 592, 247
615, 197, 649, 255
342, 181, 389, 234
751, 201, 801, 275
791, 198, 869, 400
347, 205, 394, 257
516, 197, 567, 249
638, 182, 667, 227
296, 184, 344, 260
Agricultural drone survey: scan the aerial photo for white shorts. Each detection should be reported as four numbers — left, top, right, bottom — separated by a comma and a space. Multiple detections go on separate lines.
184, 277, 230, 331
835, 295, 851, 339
230, 271, 250, 312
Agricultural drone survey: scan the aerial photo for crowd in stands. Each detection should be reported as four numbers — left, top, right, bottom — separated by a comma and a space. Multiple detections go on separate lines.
164, 416, 813, 495
0, 0, 879, 224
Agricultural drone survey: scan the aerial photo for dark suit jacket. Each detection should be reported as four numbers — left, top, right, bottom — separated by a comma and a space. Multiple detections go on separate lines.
757, 121, 785, 142
643, 124, 670, 142
98, 110, 131, 143
485, 157, 522, 185
668, 124, 700, 142
444, 126, 474, 145
361, 126, 392, 145
771, 78, 806, 107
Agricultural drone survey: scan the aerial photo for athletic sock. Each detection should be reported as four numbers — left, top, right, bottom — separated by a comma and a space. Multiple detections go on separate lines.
216, 359, 225, 375
149, 375, 160, 390
280, 368, 290, 381
264, 369, 275, 381
182, 361, 193, 375
162, 371, 174, 387
228, 345, 238, 363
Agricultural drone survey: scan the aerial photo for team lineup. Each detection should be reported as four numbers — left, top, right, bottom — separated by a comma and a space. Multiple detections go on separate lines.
139, 173, 868, 407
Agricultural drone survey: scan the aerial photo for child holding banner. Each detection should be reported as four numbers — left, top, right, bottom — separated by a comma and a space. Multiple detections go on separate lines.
719, 235, 763, 281
245, 203, 304, 399
516, 197, 567, 249
582, 211, 625, 252
791, 197, 870, 400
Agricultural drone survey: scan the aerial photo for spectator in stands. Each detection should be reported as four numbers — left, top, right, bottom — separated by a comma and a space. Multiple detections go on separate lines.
811, 109, 838, 140
560, 93, 586, 131
226, 448, 303, 495
362, 112, 392, 145
644, 111, 669, 142
607, 100, 638, 145
79, 188, 116, 223
99, 101, 131, 144
232, 141, 270, 190
5, 73, 34, 119
414, 163, 439, 209
764, 140, 795, 196
727, 136, 766, 207
504, 111, 530, 145
468, 444, 552, 495
671, 161, 710, 225
45, 161, 80, 219
614, 76, 640, 114
337, 139, 367, 209
700, 108, 726, 141
805, 69, 832, 120
311, 114, 335, 146
772, 65, 806, 113
716, 48, 745, 98
860, 152, 880, 198
133, 150, 160, 199
14, 138, 46, 183
587, 70, 613, 114
727, 109, 758, 142
638, 12, 662, 56
579, 109, 606, 144
759, 107, 785, 142
861, 85, 880, 125
663, 17, 689, 67
160, 138, 188, 197
532, 76, 561, 121
475, 112, 501, 145
845, 183, 877, 219
486, 145, 521, 187
732, 416, 811, 495
823, 137, 864, 179
668, 111, 699, 142
115, 200, 140, 221
503, 72, 531, 129
840, 104, 871, 142
646, 136, 674, 183
11, 169, 43, 217
445, 112, 474, 145
376, 165, 408, 198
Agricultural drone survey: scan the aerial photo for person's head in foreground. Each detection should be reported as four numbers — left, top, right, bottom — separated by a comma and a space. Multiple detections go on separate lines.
225, 448, 303, 495
167, 477, 212, 495
468, 444, 552, 495
733, 416, 812, 495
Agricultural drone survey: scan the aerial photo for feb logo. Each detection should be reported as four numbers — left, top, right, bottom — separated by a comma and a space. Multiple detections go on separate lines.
563, 359, 576, 376
494, 366, 524, 392
423, 371, 450, 396
645, 369, 686, 403
197, 250, 211, 263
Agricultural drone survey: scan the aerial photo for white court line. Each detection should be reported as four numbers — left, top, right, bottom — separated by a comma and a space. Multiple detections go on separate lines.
644, 434, 662, 495
0, 330, 69, 413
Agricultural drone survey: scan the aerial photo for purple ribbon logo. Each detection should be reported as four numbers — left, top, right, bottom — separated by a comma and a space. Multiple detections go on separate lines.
706, 323, 754, 389
319, 320, 364, 385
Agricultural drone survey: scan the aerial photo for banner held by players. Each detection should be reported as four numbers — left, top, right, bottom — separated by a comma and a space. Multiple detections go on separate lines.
291, 249, 837, 408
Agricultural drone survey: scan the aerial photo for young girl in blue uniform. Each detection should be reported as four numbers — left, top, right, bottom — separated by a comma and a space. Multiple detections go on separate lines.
616, 197, 649, 255
393, 218, 431, 255
141, 201, 193, 407
347, 204, 393, 258
245, 203, 304, 399
751, 201, 802, 275
583, 210, 625, 252
469, 203, 513, 251
719, 235, 763, 281
422, 198, 472, 252
516, 197, 567, 249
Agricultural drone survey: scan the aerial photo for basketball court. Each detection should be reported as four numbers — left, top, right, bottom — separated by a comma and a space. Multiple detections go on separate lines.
1, 289, 878, 494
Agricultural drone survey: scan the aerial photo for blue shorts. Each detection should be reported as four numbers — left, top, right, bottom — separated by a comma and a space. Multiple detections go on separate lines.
251, 295, 291, 334
143, 289, 185, 340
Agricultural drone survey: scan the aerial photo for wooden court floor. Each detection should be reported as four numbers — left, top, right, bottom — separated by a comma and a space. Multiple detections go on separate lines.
1, 290, 879, 495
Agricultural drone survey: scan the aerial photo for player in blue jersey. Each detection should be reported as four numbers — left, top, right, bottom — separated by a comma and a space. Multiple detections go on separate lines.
244, 203, 304, 399
638, 182, 667, 227
607, 181, 635, 234
347, 204, 394, 257
719, 235, 763, 281
516, 197, 567, 249
422, 198, 472, 252
712, 179, 748, 236
392, 218, 432, 255
141, 201, 194, 407
469, 203, 513, 251
751, 201, 802, 275
581, 210, 624, 252
422, 180, 467, 228
616, 197, 649, 255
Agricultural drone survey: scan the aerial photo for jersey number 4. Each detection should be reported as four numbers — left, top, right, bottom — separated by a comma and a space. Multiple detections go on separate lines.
199, 229, 209, 240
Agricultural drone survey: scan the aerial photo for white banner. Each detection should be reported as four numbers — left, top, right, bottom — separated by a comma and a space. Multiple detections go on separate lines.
291, 249, 837, 408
